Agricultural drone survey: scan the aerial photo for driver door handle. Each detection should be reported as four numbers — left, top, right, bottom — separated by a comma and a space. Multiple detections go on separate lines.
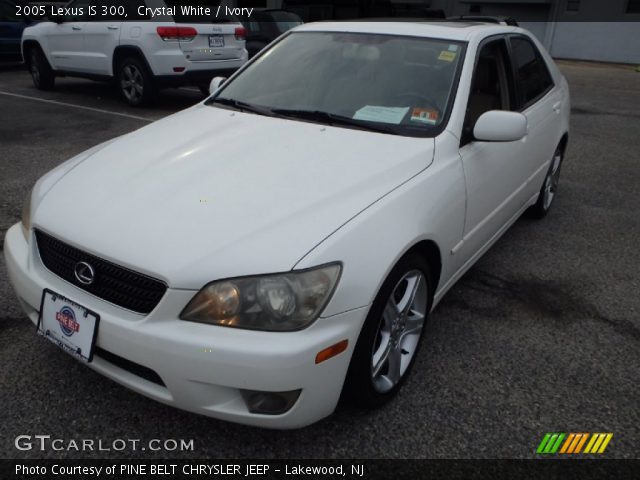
72, 25, 82, 31
107, 25, 119, 30
552, 101, 561, 113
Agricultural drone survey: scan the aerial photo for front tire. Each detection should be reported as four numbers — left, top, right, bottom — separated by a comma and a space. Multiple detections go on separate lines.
342, 254, 432, 408
116, 56, 155, 107
527, 145, 564, 219
29, 47, 55, 91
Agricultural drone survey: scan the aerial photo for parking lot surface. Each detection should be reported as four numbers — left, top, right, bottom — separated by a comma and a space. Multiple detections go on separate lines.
1, 61, 639, 459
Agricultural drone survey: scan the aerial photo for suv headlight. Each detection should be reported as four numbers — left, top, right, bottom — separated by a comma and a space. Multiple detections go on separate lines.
21, 187, 33, 241
180, 263, 341, 331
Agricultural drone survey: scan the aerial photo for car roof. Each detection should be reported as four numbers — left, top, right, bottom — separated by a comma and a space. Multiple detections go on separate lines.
294, 21, 519, 42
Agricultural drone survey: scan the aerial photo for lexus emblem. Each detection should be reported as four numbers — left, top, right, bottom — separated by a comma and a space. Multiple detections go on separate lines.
74, 261, 95, 286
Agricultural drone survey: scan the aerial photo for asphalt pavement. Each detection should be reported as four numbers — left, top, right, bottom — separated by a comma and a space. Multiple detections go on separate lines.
0, 60, 638, 459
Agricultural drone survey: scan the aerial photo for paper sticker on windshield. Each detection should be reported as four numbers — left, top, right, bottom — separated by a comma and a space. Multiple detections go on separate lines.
410, 108, 439, 125
438, 50, 457, 62
353, 106, 409, 124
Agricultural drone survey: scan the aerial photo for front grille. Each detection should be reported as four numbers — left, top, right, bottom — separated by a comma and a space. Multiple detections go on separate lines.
95, 347, 165, 386
35, 230, 167, 314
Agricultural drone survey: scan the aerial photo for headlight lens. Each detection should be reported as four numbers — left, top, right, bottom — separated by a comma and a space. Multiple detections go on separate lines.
21, 187, 33, 241
180, 263, 341, 331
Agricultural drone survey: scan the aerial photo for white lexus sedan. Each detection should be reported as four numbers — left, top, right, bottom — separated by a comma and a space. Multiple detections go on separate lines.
5, 20, 569, 428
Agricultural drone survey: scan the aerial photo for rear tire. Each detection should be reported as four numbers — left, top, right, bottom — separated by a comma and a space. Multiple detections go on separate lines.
116, 56, 156, 107
29, 47, 55, 91
342, 253, 432, 409
527, 144, 564, 219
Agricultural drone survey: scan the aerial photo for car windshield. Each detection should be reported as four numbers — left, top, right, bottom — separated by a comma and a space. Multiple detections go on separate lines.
208, 31, 465, 137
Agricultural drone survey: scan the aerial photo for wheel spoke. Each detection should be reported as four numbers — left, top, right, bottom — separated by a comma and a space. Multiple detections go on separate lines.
396, 274, 420, 317
551, 154, 561, 175
401, 313, 424, 339
372, 342, 391, 377
386, 346, 402, 384
383, 298, 399, 330
375, 375, 395, 392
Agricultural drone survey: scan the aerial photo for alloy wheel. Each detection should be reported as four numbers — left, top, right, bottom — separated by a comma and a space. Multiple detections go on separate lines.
543, 151, 562, 210
371, 270, 427, 393
120, 64, 144, 104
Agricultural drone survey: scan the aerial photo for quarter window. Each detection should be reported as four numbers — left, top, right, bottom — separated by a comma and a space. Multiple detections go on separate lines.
510, 37, 553, 108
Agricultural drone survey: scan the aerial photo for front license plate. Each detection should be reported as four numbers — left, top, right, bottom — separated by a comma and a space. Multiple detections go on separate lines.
209, 35, 224, 47
37, 289, 99, 363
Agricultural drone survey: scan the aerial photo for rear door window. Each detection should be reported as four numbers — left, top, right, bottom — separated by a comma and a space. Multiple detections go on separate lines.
509, 36, 554, 109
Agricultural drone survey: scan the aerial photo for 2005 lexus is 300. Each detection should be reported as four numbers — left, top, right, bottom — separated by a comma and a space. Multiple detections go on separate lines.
5, 21, 569, 428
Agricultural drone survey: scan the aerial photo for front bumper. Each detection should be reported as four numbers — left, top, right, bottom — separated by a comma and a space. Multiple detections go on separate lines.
4, 223, 366, 428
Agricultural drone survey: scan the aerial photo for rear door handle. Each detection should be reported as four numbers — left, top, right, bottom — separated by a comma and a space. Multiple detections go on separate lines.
107, 25, 119, 30
552, 101, 562, 113
72, 25, 82, 31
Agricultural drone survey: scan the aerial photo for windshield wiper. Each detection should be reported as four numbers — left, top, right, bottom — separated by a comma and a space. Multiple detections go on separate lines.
210, 97, 275, 117
270, 109, 400, 135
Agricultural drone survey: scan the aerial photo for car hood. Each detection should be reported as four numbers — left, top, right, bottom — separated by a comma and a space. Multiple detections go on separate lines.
34, 105, 434, 289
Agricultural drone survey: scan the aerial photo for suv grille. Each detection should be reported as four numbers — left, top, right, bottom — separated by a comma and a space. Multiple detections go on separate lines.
35, 230, 167, 314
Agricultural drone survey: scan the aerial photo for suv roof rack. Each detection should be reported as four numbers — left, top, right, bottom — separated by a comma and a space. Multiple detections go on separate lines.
447, 15, 519, 26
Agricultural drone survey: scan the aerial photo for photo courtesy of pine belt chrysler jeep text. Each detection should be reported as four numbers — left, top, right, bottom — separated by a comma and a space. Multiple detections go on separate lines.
5, 20, 570, 428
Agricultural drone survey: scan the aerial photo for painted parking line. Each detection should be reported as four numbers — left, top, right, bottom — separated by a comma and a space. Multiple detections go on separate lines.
0, 90, 154, 122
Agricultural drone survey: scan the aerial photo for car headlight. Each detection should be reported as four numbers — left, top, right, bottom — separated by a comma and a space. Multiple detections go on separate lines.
21, 187, 33, 241
180, 263, 341, 331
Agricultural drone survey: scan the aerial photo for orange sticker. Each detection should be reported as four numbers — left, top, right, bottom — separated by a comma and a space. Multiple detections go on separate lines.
411, 108, 438, 125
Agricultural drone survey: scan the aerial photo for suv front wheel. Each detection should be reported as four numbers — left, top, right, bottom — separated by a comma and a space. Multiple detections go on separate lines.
116, 56, 155, 107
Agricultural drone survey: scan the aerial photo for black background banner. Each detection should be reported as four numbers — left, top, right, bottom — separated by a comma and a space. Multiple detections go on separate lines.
3, 459, 640, 480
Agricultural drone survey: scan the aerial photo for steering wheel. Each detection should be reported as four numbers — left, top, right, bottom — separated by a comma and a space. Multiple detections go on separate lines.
394, 92, 440, 112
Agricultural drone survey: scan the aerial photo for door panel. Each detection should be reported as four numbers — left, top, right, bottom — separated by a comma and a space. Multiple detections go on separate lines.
44, 0, 90, 71
44, 22, 85, 71
82, 21, 121, 75
520, 89, 562, 197
457, 38, 529, 262
509, 35, 563, 197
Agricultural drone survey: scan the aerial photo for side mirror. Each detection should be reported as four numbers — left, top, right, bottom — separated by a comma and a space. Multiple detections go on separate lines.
473, 110, 527, 142
208, 76, 226, 95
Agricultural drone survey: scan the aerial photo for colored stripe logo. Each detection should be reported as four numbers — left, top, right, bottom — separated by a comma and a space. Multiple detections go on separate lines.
537, 433, 613, 454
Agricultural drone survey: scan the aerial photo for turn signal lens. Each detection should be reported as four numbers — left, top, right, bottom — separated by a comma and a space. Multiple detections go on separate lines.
315, 340, 348, 364
181, 282, 240, 320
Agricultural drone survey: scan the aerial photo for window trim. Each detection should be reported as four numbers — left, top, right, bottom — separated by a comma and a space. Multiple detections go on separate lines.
506, 34, 555, 112
460, 33, 514, 147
